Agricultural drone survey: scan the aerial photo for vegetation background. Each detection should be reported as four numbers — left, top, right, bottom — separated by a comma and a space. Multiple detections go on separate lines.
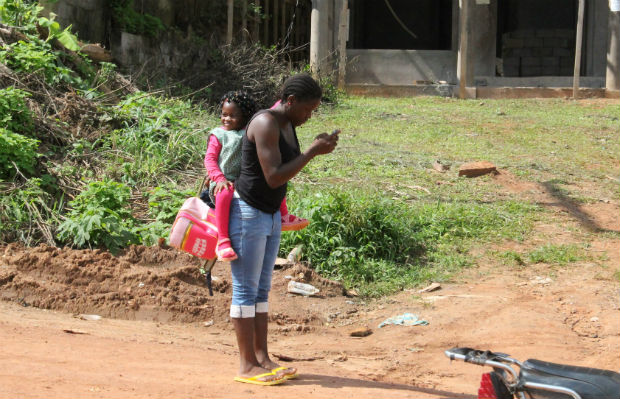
1, 0, 618, 298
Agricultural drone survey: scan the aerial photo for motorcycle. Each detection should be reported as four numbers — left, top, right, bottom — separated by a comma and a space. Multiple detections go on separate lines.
445, 347, 620, 399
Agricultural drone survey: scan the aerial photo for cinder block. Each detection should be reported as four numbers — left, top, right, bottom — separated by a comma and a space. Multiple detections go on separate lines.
503, 38, 524, 48
525, 37, 544, 47
503, 56, 520, 68
542, 66, 559, 75
536, 29, 556, 38
560, 56, 574, 67
521, 57, 541, 66
560, 66, 574, 76
544, 38, 569, 48
532, 47, 553, 57
511, 29, 536, 39
503, 64, 520, 77
521, 66, 542, 76
513, 48, 533, 57
553, 48, 571, 57
555, 29, 575, 38
542, 57, 559, 67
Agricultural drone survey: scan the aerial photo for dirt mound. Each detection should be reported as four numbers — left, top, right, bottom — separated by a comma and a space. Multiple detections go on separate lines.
0, 243, 231, 322
0, 243, 349, 327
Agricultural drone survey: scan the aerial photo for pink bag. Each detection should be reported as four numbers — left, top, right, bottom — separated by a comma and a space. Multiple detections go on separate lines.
169, 197, 218, 259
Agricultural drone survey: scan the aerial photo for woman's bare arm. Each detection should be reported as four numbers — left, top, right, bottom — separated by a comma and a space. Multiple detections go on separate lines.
248, 113, 337, 188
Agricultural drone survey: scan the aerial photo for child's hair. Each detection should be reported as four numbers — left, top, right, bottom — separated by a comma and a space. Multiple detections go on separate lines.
280, 73, 322, 103
220, 90, 258, 122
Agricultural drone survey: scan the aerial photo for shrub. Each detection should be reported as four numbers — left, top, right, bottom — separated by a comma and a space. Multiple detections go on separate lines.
106, 93, 205, 184
0, 128, 39, 178
57, 180, 139, 252
0, 177, 61, 245
136, 185, 196, 246
281, 189, 534, 296
0, 87, 34, 135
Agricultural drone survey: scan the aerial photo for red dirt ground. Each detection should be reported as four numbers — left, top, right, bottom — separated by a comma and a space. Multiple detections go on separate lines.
1, 171, 618, 398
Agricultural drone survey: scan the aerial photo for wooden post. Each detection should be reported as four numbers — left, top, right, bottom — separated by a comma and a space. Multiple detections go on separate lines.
337, 0, 349, 90
281, 0, 287, 45
253, 0, 260, 42
458, 0, 473, 99
263, 0, 270, 44
606, 4, 620, 91
294, 1, 301, 55
242, 0, 248, 36
227, 0, 234, 44
573, 0, 585, 99
273, 0, 279, 44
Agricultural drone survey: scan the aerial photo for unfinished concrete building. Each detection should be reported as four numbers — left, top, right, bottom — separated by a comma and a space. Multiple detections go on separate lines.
310, 0, 620, 98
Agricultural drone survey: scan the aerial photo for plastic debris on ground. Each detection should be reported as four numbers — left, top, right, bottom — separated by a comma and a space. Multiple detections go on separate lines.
378, 313, 429, 328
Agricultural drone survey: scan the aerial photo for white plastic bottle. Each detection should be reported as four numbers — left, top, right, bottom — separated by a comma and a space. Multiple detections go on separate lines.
287, 280, 319, 296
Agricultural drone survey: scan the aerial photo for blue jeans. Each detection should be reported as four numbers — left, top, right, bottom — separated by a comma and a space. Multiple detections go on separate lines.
228, 197, 281, 318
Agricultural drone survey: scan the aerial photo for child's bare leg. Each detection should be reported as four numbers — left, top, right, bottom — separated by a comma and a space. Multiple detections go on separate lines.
215, 187, 237, 261
280, 197, 309, 232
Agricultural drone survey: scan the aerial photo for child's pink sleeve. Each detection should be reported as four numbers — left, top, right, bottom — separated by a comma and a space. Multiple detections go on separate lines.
204, 134, 226, 183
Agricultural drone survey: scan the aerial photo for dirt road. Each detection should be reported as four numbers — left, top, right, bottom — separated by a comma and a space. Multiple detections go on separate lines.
1, 171, 618, 398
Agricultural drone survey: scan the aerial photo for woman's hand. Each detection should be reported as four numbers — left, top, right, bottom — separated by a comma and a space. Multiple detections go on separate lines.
310, 130, 339, 155
214, 179, 234, 195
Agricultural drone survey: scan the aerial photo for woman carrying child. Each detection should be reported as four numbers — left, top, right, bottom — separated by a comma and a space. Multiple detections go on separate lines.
204, 91, 309, 262
226, 74, 339, 385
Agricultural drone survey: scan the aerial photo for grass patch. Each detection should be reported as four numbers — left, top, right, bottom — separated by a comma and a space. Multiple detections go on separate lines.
281, 187, 536, 297
526, 244, 586, 265
495, 244, 588, 269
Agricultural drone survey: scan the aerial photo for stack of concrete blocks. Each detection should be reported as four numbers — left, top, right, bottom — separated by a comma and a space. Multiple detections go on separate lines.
501, 29, 575, 77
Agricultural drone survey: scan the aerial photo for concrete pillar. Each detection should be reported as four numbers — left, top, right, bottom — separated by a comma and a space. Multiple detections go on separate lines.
457, 0, 475, 98
310, 0, 328, 77
471, 0, 497, 77
607, 7, 620, 90
585, 0, 609, 77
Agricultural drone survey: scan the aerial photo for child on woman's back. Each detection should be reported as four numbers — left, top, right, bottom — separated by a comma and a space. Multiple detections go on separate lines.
204, 91, 309, 261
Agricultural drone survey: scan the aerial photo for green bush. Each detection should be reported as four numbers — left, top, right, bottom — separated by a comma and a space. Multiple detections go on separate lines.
281, 189, 534, 296
0, 87, 34, 135
0, 39, 85, 87
57, 180, 139, 252
0, 128, 39, 178
136, 185, 196, 246
0, 177, 61, 245
106, 93, 205, 184
0, 0, 42, 28
109, 0, 165, 37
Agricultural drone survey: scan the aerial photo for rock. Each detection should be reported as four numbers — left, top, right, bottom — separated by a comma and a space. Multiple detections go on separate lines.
287, 246, 303, 263
458, 161, 497, 177
418, 282, 441, 293
433, 160, 450, 172
274, 257, 291, 268
80, 43, 113, 63
345, 288, 359, 297
350, 327, 372, 337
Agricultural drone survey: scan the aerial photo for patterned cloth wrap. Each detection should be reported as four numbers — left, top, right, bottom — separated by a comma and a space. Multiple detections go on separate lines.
169, 197, 218, 259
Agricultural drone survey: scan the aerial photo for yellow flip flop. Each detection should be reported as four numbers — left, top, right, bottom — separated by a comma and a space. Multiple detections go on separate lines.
234, 371, 286, 386
272, 366, 299, 380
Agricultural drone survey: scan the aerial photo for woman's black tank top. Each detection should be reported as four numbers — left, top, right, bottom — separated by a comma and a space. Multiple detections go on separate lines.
235, 110, 301, 214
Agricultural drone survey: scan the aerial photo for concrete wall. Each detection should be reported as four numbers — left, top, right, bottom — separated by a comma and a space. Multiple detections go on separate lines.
345, 49, 457, 84
41, 0, 109, 45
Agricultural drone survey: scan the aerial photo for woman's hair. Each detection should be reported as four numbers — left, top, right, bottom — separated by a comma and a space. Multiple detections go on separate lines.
220, 90, 258, 122
279, 73, 322, 102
